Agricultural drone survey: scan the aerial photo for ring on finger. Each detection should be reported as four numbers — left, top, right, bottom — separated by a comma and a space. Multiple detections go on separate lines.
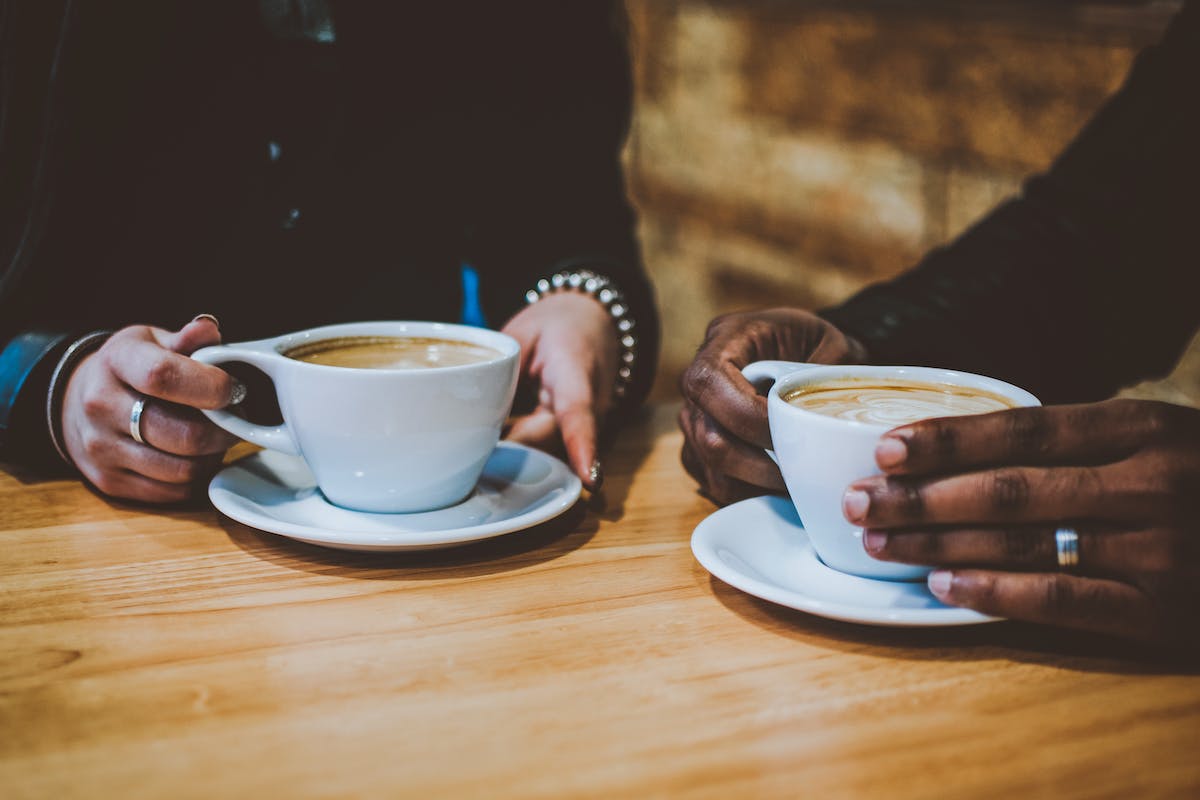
130, 396, 149, 445
1054, 527, 1080, 570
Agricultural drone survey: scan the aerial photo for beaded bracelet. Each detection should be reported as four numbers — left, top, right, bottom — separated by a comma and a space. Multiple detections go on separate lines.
524, 269, 638, 400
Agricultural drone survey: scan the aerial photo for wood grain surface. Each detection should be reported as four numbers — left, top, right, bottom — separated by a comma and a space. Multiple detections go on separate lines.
2, 404, 1197, 799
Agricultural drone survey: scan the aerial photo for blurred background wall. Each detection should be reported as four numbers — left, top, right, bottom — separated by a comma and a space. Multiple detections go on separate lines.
622, 0, 1199, 406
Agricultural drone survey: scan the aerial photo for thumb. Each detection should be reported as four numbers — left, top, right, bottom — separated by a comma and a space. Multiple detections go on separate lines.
506, 405, 559, 448
166, 314, 223, 355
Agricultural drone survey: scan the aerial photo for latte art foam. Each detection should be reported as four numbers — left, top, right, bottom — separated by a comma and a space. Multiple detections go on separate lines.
285, 336, 500, 370
784, 379, 1016, 425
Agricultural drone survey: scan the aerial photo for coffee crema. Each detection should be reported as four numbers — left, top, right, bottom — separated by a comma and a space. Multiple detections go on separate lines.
784, 378, 1016, 426
284, 336, 500, 370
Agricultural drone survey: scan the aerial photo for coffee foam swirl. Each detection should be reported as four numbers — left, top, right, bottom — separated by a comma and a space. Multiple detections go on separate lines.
285, 336, 500, 370
785, 381, 1015, 425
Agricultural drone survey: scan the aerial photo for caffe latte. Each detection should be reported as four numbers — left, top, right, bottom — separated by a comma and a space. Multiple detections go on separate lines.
784, 378, 1017, 426
285, 336, 500, 370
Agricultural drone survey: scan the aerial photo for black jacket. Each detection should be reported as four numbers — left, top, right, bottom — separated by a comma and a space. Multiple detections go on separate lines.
823, 1, 1199, 404
0, 0, 659, 466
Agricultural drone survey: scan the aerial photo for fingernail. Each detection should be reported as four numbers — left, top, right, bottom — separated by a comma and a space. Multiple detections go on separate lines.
229, 380, 247, 406
863, 530, 887, 554
876, 436, 907, 469
192, 313, 220, 329
928, 570, 953, 598
588, 459, 604, 491
842, 489, 870, 523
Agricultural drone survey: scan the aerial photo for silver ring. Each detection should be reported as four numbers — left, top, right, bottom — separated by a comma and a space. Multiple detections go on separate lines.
1055, 527, 1079, 570
129, 397, 148, 445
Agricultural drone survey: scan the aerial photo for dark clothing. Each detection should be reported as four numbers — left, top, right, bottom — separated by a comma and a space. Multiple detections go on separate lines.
0, 1, 658, 465
823, 1, 1199, 404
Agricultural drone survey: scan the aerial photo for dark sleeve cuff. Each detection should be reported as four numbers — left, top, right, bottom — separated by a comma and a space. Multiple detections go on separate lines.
0, 330, 74, 468
820, 3, 1200, 403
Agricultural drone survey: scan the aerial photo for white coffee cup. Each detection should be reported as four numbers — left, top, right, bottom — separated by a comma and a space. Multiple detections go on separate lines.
742, 361, 1041, 581
192, 321, 520, 513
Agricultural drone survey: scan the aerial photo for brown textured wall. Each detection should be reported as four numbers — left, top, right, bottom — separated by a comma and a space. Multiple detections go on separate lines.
624, 0, 1199, 405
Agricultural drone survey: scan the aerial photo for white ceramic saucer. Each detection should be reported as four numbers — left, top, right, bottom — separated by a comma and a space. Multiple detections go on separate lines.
210, 442, 582, 551
691, 495, 999, 627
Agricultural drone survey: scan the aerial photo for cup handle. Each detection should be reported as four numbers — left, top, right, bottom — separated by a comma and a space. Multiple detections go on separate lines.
741, 360, 820, 389
741, 360, 823, 466
190, 345, 301, 456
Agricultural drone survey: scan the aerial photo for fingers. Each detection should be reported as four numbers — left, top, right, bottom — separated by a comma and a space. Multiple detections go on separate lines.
506, 406, 559, 449
108, 340, 234, 409
678, 405, 785, 493
82, 467, 199, 505
136, 397, 237, 456
844, 463, 1156, 528
507, 382, 599, 490
69, 388, 225, 489
70, 415, 221, 501
557, 401, 597, 487
543, 371, 598, 487
679, 308, 865, 469
62, 323, 238, 504
865, 399, 1200, 644
865, 525, 1193, 577
501, 294, 616, 491
160, 314, 222, 355
106, 328, 236, 409
85, 385, 235, 456
927, 569, 1159, 642
876, 400, 1179, 477
107, 438, 222, 485
680, 439, 770, 506
678, 405, 783, 506
679, 339, 771, 450
865, 525, 1057, 570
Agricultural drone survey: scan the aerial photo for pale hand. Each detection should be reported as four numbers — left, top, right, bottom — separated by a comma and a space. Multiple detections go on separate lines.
61, 317, 240, 503
501, 292, 618, 490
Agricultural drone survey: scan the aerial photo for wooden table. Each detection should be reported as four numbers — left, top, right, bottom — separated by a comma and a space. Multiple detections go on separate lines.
2, 404, 1197, 798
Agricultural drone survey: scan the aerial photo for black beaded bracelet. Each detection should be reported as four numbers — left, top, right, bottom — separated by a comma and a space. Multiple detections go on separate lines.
524, 269, 638, 400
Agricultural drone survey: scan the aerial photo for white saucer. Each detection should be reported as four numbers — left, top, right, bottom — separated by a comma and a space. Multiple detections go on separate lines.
691, 495, 999, 627
210, 443, 582, 551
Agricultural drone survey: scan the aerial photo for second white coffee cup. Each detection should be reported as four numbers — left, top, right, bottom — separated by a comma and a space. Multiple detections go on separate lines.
742, 361, 1041, 581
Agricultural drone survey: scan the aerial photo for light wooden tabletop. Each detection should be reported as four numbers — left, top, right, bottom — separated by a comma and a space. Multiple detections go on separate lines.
1, 404, 1197, 799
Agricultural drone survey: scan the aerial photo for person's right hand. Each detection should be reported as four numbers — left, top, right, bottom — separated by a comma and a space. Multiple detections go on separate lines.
61, 316, 241, 503
678, 308, 868, 505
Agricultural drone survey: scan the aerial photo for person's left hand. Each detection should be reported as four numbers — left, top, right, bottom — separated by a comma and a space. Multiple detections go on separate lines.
844, 399, 1200, 647
501, 292, 618, 490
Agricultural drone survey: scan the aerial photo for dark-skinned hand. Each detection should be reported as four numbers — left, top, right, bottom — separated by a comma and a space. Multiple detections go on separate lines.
847, 399, 1200, 647
678, 308, 868, 505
